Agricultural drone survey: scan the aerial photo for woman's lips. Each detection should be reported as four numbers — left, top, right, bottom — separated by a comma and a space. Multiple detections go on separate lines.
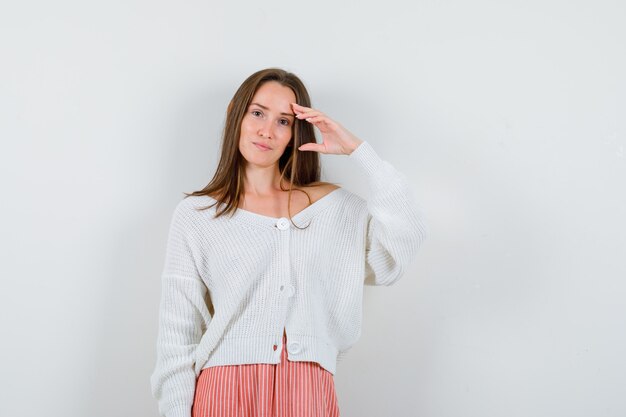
253, 142, 271, 151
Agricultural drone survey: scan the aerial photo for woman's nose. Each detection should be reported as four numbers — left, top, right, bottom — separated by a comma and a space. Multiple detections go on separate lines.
258, 121, 273, 138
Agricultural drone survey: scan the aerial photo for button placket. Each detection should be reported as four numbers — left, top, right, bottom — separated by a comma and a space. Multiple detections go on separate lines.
275, 216, 292, 353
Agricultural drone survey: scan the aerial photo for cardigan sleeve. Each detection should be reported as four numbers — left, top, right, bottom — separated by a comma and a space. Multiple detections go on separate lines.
150, 202, 212, 417
348, 141, 429, 286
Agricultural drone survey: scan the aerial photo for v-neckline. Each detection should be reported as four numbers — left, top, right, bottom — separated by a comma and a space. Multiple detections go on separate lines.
206, 187, 345, 228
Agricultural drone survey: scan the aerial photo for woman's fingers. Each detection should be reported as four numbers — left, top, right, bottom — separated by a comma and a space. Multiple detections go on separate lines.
298, 141, 325, 153
305, 115, 325, 124
296, 110, 323, 119
291, 103, 337, 130
291, 102, 310, 110
299, 112, 331, 123
306, 115, 337, 129
292, 103, 322, 117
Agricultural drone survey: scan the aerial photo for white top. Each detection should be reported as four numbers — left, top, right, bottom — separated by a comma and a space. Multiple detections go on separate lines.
150, 141, 429, 417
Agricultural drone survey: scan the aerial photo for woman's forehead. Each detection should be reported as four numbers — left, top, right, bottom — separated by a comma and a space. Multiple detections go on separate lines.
250, 82, 296, 114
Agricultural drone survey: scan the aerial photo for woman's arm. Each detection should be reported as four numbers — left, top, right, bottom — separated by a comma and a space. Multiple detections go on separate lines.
292, 102, 428, 286
348, 140, 429, 286
150, 202, 212, 417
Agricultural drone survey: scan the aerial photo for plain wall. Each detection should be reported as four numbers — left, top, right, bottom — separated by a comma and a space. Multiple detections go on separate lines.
1, 1, 624, 416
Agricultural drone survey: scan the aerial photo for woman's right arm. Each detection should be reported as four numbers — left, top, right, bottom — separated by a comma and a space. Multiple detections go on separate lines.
150, 202, 211, 417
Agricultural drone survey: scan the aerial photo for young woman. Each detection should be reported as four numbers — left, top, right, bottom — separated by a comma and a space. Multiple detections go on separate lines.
150, 68, 428, 417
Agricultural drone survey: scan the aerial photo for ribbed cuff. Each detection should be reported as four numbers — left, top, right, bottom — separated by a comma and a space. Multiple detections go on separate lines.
348, 141, 384, 175
165, 403, 191, 417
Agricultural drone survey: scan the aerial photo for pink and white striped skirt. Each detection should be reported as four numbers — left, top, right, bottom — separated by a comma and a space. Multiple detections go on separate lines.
192, 331, 340, 417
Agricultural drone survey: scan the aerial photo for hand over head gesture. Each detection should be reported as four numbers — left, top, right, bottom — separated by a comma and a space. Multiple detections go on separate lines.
291, 103, 363, 155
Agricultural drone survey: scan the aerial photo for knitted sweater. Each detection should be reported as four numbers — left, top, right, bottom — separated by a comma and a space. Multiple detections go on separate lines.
149, 141, 429, 417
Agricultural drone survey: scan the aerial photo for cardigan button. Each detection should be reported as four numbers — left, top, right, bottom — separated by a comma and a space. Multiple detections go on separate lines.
276, 217, 290, 230
287, 341, 302, 354
284, 284, 295, 297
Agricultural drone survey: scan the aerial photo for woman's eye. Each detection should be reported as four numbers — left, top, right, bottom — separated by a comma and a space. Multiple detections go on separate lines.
280, 119, 290, 126
251, 110, 262, 117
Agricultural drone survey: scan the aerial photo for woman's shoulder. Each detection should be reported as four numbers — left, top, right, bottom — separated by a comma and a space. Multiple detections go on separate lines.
299, 183, 366, 215
171, 194, 215, 219
300, 183, 342, 203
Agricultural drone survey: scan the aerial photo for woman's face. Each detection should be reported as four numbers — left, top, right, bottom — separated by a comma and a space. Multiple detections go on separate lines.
238, 81, 297, 167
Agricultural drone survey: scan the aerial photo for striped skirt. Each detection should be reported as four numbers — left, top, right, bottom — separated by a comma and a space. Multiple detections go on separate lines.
192, 330, 340, 417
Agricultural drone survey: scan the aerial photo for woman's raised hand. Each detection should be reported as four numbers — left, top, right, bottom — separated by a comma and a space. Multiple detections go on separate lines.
291, 103, 363, 155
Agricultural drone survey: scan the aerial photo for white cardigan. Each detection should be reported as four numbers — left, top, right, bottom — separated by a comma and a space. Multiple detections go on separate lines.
150, 141, 429, 417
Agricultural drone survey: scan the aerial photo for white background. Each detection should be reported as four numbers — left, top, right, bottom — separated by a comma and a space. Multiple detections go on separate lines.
1, 1, 625, 416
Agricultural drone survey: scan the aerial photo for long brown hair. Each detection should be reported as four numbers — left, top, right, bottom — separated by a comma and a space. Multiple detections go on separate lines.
183, 67, 338, 229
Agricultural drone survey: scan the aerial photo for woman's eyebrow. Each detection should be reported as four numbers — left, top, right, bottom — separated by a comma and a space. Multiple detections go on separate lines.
250, 102, 295, 117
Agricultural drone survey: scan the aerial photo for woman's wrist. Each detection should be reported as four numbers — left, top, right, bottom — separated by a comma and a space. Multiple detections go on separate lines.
345, 139, 364, 155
